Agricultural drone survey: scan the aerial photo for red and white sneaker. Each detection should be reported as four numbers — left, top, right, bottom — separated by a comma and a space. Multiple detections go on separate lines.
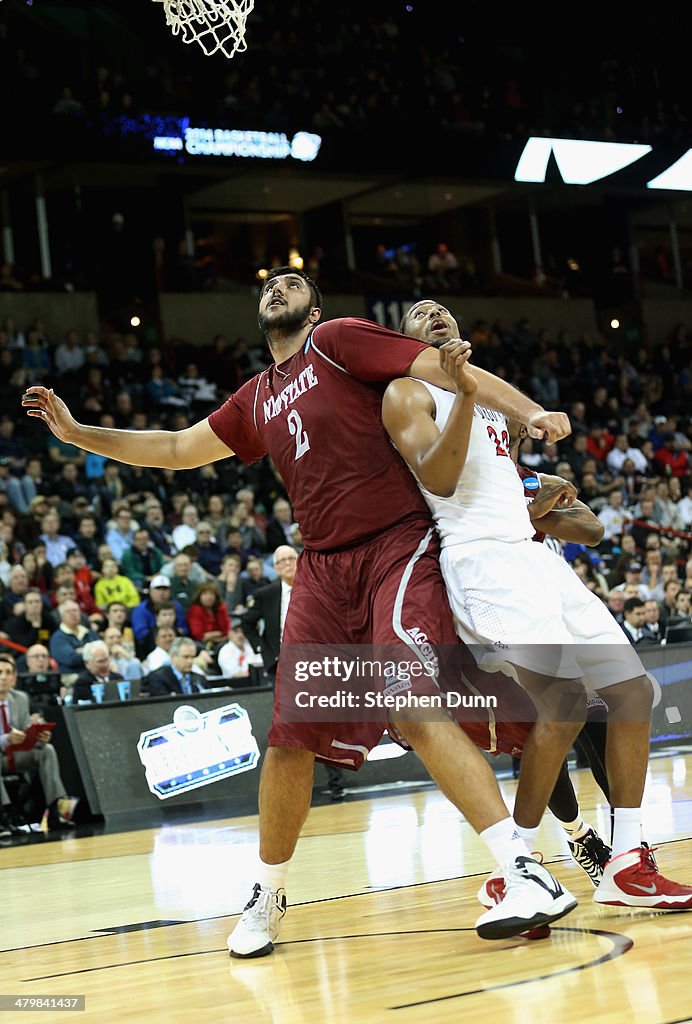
476, 862, 551, 940
594, 847, 692, 909
476, 866, 505, 909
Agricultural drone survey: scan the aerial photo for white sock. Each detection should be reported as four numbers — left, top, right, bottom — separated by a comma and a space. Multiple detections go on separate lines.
611, 807, 641, 859
480, 817, 531, 867
258, 859, 291, 892
559, 814, 589, 840
514, 823, 540, 850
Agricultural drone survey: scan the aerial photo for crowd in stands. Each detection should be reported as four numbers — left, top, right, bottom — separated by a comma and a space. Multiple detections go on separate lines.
0, 303, 689, 699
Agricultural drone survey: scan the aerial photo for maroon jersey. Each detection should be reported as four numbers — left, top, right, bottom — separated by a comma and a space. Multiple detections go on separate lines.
515, 464, 546, 543
208, 317, 432, 550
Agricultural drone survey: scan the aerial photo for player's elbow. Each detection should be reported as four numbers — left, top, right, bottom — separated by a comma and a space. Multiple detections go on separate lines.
418, 473, 456, 498
583, 521, 606, 546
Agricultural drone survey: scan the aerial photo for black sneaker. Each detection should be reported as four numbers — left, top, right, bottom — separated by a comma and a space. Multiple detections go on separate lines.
568, 827, 611, 886
8, 809, 32, 834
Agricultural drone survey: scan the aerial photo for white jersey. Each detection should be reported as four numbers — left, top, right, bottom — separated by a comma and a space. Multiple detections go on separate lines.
412, 381, 534, 548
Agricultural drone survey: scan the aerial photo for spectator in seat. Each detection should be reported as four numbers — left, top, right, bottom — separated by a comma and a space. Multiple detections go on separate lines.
218, 553, 244, 615
666, 589, 692, 630
38, 511, 73, 569
119, 527, 166, 591
160, 552, 198, 612
72, 639, 125, 703
620, 597, 655, 645
654, 433, 690, 479
64, 547, 97, 615
73, 513, 103, 569
239, 555, 271, 608
172, 503, 200, 553
103, 626, 145, 681
49, 597, 100, 673
264, 497, 297, 552
193, 521, 224, 578
3, 565, 32, 618
141, 623, 177, 675
606, 590, 626, 624
597, 490, 627, 542
216, 621, 264, 679
142, 501, 175, 557
426, 242, 460, 291
606, 433, 650, 476
104, 601, 136, 652
93, 556, 141, 610
642, 599, 663, 642
659, 578, 683, 632
186, 581, 231, 648
131, 578, 187, 659
6, 587, 54, 649
610, 561, 648, 601
147, 636, 208, 696
104, 505, 136, 564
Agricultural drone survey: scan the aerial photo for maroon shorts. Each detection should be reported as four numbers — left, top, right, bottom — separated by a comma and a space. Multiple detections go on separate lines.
268, 516, 459, 769
452, 656, 536, 757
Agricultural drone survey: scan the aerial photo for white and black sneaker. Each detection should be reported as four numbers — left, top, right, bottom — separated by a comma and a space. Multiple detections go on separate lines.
475, 855, 577, 940
228, 883, 287, 959
568, 827, 611, 886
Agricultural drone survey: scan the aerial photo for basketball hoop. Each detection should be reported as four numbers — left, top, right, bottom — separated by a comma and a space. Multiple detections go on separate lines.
153, 0, 254, 59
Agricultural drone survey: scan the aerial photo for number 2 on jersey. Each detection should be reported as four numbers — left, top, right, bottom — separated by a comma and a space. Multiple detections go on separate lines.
487, 424, 510, 457
287, 409, 310, 461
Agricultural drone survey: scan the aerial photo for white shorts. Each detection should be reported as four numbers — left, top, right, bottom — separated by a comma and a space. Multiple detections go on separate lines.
440, 538, 645, 690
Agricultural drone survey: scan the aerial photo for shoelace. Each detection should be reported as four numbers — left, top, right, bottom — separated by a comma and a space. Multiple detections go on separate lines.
504, 857, 546, 891
241, 887, 278, 932
638, 845, 660, 875
580, 832, 610, 866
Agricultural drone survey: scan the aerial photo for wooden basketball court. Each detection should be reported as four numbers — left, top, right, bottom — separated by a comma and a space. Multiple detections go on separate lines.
3, 750, 692, 1023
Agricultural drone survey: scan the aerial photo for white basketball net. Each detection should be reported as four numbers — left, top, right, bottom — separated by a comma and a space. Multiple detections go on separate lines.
153, 0, 254, 59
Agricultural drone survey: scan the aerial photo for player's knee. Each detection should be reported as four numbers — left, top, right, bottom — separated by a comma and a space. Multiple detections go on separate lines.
530, 718, 583, 748
389, 714, 431, 747
603, 673, 655, 722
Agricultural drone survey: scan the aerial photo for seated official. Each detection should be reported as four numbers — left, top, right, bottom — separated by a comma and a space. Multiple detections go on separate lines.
72, 639, 125, 703
0, 654, 77, 833
147, 636, 209, 696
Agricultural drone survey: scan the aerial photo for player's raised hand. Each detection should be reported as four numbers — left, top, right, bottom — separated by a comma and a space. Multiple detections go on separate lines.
439, 339, 478, 396
527, 410, 571, 443
21, 386, 78, 443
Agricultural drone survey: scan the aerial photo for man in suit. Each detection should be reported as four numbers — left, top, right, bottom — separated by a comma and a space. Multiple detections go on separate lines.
242, 544, 297, 682
242, 545, 345, 800
0, 654, 76, 834
147, 636, 208, 696
72, 639, 126, 703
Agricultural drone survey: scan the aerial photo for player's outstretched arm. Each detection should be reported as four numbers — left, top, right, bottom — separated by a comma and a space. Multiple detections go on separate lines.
406, 348, 570, 443
382, 343, 477, 497
21, 386, 234, 469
